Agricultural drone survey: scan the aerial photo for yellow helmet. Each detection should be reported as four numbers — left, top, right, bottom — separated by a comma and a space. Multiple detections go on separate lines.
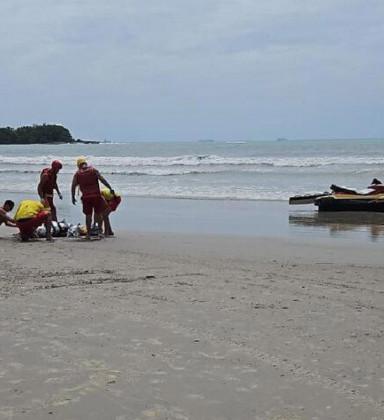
76, 156, 87, 168
101, 188, 120, 200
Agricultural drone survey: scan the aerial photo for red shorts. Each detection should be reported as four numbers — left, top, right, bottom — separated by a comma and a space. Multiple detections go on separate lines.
17, 211, 50, 238
107, 196, 121, 212
82, 195, 107, 216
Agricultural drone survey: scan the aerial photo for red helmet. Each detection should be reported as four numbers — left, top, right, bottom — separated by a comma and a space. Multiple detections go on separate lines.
51, 160, 63, 171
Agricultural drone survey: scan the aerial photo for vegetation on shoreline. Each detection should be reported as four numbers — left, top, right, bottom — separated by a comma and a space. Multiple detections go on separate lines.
0, 124, 98, 145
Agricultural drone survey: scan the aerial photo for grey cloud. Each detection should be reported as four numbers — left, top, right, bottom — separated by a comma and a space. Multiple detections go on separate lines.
0, 0, 383, 140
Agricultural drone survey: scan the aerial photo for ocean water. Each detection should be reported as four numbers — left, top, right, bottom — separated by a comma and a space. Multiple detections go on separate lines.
2, 138, 384, 241
1, 138, 384, 200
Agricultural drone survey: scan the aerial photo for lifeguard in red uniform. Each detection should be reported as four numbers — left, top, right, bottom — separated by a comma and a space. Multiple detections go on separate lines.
101, 188, 122, 236
71, 157, 115, 239
37, 160, 63, 221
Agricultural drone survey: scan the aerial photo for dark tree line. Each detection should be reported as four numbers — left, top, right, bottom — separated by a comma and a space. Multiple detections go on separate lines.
0, 124, 75, 144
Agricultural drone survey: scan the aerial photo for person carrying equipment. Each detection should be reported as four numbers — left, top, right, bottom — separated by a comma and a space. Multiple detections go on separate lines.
14, 199, 53, 241
101, 188, 121, 236
71, 157, 115, 240
37, 160, 63, 221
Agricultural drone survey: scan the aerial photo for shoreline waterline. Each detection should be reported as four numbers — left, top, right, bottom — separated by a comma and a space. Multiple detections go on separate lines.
2, 193, 384, 244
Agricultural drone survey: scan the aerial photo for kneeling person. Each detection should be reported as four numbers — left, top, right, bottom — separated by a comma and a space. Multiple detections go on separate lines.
0, 200, 17, 228
14, 200, 53, 241
101, 188, 121, 236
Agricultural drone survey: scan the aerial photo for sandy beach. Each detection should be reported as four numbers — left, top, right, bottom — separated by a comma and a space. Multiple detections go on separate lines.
3, 0, 384, 416
0, 229, 383, 420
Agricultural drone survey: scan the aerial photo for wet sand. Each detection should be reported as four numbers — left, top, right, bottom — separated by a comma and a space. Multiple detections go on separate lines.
0, 230, 383, 419
5, 193, 384, 243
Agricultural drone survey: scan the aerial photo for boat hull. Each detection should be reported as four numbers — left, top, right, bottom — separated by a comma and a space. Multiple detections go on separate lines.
315, 196, 384, 212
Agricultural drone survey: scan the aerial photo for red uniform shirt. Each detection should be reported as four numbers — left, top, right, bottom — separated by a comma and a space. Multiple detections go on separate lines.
74, 167, 101, 198
40, 168, 57, 195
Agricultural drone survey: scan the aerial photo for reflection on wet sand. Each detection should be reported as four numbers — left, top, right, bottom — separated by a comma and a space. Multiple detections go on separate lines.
289, 211, 384, 241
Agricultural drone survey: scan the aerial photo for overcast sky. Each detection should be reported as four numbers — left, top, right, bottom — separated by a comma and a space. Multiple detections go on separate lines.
0, 0, 383, 141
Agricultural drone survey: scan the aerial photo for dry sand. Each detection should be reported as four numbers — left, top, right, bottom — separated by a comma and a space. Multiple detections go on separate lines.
0, 230, 383, 420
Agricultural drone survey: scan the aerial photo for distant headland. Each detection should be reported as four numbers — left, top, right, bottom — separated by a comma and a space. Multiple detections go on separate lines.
0, 124, 99, 145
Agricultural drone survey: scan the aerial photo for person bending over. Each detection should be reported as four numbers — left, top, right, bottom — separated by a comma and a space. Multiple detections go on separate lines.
14, 199, 53, 241
38, 160, 63, 221
71, 157, 115, 240
0, 200, 17, 228
101, 188, 121, 236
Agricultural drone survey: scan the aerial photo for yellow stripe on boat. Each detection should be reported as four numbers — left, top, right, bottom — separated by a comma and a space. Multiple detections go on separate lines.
332, 194, 384, 200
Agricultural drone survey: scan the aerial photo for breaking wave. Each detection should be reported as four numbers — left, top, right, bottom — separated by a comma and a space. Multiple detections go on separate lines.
1, 154, 384, 168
